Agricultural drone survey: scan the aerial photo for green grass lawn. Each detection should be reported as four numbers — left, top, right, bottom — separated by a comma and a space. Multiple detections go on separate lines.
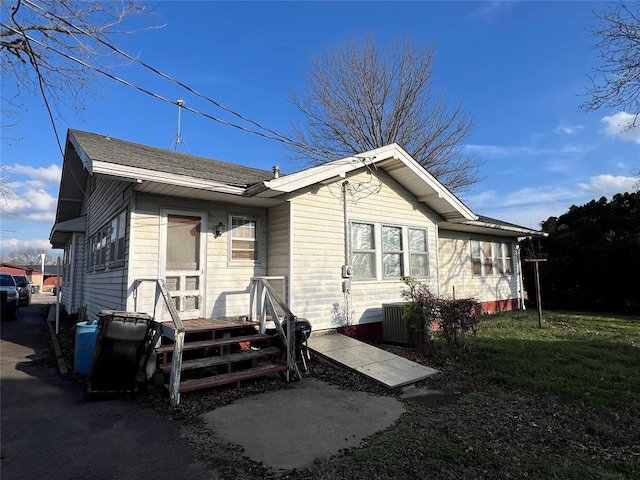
296, 310, 640, 480
471, 310, 640, 409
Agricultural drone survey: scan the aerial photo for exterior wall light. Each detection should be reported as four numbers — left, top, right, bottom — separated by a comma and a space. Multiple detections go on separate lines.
215, 221, 225, 238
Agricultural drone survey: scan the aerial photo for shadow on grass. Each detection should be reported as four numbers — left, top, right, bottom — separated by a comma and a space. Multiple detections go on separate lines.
469, 336, 640, 409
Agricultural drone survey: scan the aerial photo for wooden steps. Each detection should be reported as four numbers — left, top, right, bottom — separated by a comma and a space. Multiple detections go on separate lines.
155, 318, 285, 395
159, 346, 282, 373
156, 333, 274, 357
178, 364, 289, 392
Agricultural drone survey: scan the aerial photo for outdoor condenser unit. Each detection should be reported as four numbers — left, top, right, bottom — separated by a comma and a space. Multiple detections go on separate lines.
382, 302, 413, 344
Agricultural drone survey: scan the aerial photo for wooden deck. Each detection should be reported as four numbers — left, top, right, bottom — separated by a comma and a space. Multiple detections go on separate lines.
308, 333, 439, 389
181, 317, 259, 332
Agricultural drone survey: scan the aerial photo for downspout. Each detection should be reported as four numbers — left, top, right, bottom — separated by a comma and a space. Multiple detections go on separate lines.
516, 242, 526, 310
434, 221, 441, 297
69, 233, 76, 313
342, 181, 351, 326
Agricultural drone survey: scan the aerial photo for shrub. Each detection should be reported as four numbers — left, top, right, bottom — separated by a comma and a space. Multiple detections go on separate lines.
401, 277, 480, 351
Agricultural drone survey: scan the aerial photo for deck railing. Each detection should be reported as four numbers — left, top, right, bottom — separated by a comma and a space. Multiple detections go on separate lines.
134, 278, 185, 406
250, 276, 300, 381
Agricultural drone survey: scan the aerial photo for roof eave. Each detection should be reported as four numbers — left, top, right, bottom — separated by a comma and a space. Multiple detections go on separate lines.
245, 144, 477, 221
93, 161, 247, 196
49, 216, 87, 249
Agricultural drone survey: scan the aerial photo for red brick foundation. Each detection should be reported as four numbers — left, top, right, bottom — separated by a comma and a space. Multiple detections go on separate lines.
336, 298, 521, 343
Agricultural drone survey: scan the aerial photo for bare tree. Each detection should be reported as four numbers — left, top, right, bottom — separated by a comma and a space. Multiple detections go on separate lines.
582, 2, 640, 120
1, 0, 149, 134
1, 0, 151, 200
288, 36, 479, 194
1, 247, 50, 265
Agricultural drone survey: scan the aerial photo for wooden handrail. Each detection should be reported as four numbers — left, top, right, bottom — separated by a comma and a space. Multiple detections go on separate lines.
134, 278, 184, 406
250, 277, 300, 381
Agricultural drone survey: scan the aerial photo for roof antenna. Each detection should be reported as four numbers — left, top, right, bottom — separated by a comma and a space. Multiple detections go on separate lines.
170, 99, 190, 153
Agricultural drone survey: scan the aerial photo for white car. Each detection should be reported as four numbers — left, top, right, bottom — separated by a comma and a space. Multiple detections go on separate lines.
1, 273, 19, 320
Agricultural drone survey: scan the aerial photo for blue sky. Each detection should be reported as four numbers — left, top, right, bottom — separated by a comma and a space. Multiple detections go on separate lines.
1, 1, 638, 259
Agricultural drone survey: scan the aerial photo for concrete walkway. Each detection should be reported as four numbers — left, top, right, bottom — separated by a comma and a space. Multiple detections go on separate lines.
308, 333, 439, 388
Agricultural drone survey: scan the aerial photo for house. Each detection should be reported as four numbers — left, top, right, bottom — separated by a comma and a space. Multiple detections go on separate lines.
50, 129, 544, 336
0, 263, 61, 293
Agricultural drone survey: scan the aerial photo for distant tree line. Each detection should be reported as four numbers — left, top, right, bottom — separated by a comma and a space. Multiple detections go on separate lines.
1, 248, 58, 266
520, 192, 640, 313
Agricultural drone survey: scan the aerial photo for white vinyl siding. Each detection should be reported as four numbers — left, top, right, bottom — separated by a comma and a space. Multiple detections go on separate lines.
130, 194, 267, 320
81, 177, 132, 321
287, 169, 439, 331
439, 231, 519, 304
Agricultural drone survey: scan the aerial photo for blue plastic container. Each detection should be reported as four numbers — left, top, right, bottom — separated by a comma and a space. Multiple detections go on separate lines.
75, 320, 99, 375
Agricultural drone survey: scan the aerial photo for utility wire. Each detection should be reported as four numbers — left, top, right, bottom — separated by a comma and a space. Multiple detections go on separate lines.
21, 0, 310, 152
3, 24, 307, 148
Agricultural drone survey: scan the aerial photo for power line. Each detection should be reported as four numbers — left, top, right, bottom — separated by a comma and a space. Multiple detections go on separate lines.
2, 23, 308, 149
20, 0, 311, 152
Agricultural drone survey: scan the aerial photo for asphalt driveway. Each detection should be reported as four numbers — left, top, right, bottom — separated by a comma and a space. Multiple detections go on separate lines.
0, 297, 217, 480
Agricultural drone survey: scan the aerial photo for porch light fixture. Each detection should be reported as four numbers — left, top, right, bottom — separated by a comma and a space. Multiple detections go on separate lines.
215, 221, 225, 238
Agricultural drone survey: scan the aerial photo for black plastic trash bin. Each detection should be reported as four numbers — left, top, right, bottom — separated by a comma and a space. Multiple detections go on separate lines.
86, 310, 152, 400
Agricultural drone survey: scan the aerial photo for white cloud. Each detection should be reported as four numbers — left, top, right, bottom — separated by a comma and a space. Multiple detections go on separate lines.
576, 174, 636, 194
3, 164, 62, 183
475, 1, 517, 20
464, 143, 591, 159
466, 174, 636, 228
0, 188, 57, 222
600, 112, 640, 144
554, 124, 584, 135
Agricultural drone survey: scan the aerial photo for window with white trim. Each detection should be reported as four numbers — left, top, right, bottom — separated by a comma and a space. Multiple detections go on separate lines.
382, 225, 403, 278
352, 222, 376, 279
409, 228, 429, 278
108, 210, 126, 264
351, 222, 430, 281
87, 210, 127, 271
472, 240, 514, 276
230, 216, 257, 261
95, 227, 107, 267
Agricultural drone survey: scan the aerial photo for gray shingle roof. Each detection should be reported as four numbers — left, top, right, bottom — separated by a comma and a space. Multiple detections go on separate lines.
69, 129, 277, 187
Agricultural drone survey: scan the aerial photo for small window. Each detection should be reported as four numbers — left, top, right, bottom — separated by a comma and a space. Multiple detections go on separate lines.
108, 210, 127, 263
471, 241, 482, 275
409, 228, 429, 278
351, 222, 376, 279
382, 226, 403, 278
230, 216, 257, 261
503, 244, 513, 274
482, 241, 493, 275
87, 234, 95, 270
472, 240, 513, 276
94, 233, 103, 268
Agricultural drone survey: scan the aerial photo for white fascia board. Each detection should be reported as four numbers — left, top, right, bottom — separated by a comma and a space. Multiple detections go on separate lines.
247, 142, 477, 222
92, 161, 246, 195
252, 144, 403, 196
440, 220, 547, 237
466, 220, 548, 237
380, 146, 477, 221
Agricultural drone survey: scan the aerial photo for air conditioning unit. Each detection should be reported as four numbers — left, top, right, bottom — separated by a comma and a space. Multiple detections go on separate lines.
382, 302, 413, 344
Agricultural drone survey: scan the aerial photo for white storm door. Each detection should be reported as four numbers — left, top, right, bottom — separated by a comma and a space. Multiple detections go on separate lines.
160, 211, 206, 320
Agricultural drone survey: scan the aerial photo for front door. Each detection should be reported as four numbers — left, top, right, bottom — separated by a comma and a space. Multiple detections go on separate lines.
160, 211, 206, 320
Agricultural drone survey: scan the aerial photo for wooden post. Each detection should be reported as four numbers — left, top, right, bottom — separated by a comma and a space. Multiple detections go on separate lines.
525, 259, 547, 328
